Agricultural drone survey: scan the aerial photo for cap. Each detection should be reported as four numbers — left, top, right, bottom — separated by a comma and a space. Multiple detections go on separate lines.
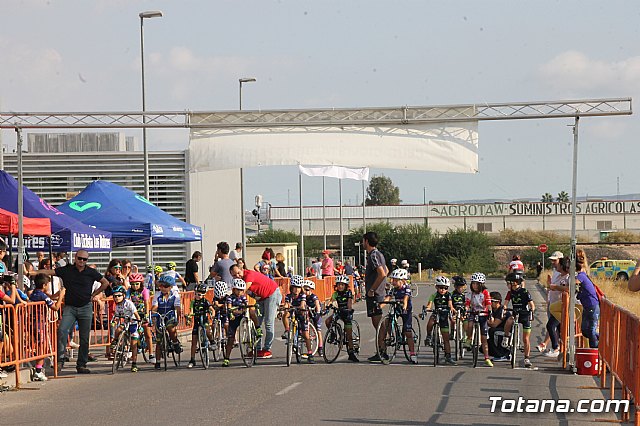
322, 250, 330, 255
548, 251, 564, 260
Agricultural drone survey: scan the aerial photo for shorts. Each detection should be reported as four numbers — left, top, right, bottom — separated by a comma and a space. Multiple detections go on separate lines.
400, 312, 413, 332
294, 314, 309, 332
310, 313, 322, 332
514, 311, 532, 331
430, 312, 450, 332
191, 318, 211, 336
470, 313, 489, 337
337, 309, 353, 327
127, 323, 139, 340
366, 295, 384, 317
228, 317, 242, 337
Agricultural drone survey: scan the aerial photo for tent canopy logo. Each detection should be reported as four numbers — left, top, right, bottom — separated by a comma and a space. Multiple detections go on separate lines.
69, 200, 102, 212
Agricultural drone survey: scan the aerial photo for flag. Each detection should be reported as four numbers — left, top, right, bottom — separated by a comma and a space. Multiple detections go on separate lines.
298, 165, 370, 181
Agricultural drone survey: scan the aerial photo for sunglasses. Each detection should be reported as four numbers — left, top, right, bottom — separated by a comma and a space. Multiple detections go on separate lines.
113, 293, 124, 298
113, 266, 122, 269
77, 257, 89, 261
131, 281, 143, 285
123, 265, 131, 269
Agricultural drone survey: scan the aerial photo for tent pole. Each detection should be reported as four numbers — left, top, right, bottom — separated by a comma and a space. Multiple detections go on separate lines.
200, 238, 204, 284
322, 176, 326, 251
568, 116, 579, 372
150, 235, 155, 293
299, 171, 304, 276
8, 233, 13, 273
48, 237, 53, 269
15, 127, 24, 289
339, 179, 343, 265
362, 179, 367, 268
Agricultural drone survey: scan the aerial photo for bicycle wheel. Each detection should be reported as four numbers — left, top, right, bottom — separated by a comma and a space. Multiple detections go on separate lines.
286, 321, 295, 366
376, 316, 398, 364
432, 324, 440, 367
295, 324, 302, 364
138, 329, 149, 364
404, 314, 421, 361
160, 332, 168, 371
510, 323, 519, 369
167, 330, 180, 368
308, 323, 319, 356
239, 318, 257, 368
211, 319, 223, 362
111, 332, 127, 374
323, 322, 343, 363
198, 326, 209, 369
350, 320, 361, 354
411, 282, 419, 297
472, 322, 480, 368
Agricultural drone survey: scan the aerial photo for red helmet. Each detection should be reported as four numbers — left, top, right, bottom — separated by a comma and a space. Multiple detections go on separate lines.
129, 273, 145, 283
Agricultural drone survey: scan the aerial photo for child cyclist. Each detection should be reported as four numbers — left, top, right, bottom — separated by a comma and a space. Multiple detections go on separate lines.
151, 275, 183, 370
465, 272, 493, 367
326, 275, 359, 362
502, 271, 535, 368
212, 280, 229, 339
385, 268, 419, 364
223, 278, 248, 367
450, 276, 467, 332
111, 285, 143, 372
303, 279, 323, 357
281, 275, 315, 364
127, 273, 153, 361
424, 275, 457, 366
187, 284, 215, 368
29, 273, 65, 381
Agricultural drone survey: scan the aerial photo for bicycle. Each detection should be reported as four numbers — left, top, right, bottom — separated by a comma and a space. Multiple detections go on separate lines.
188, 313, 212, 370
452, 307, 466, 361
505, 308, 532, 369
111, 315, 136, 374
409, 280, 419, 298
152, 312, 181, 371
321, 305, 361, 364
376, 300, 420, 364
233, 304, 258, 368
210, 312, 226, 363
421, 307, 449, 367
280, 307, 318, 366
467, 311, 488, 368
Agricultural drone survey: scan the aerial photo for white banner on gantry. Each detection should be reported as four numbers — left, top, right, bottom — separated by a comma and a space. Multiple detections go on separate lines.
298, 165, 370, 181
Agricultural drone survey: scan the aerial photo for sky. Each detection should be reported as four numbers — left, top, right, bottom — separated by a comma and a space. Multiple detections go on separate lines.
1, 0, 639, 208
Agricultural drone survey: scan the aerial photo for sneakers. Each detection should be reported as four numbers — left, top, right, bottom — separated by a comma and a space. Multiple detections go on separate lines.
87, 354, 98, 362
149, 354, 155, 361
463, 338, 472, 351
348, 352, 360, 363
544, 349, 560, 358
130, 364, 139, 373
301, 353, 309, 359
259, 350, 273, 359
484, 358, 494, 367
76, 366, 91, 374
0, 368, 7, 379
222, 359, 230, 367
281, 332, 289, 340
425, 336, 432, 347
368, 354, 382, 363
154, 363, 161, 370
256, 328, 263, 338
523, 358, 533, 368
444, 356, 457, 366
536, 343, 547, 353
501, 335, 511, 349
187, 360, 196, 369
410, 354, 418, 364
33, 371, 48, 381
493, 355, 511, 362
69, 341, 80, 349
318, 347, 324, 357
381, 353, 390, 365
307, 355, 315, 364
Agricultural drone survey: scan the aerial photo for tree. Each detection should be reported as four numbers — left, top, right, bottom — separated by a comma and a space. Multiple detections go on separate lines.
557, 191, 569, 203
365, 175, 401, 206
248, 229, 323, 258
432, 228, 497, 274
541, 193, 553, 202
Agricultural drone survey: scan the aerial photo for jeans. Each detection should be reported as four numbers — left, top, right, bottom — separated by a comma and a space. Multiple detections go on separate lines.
546, 313, 561, 350
58, 304, 93, 368
256, 288, 282, 351
581, 304, 600, 349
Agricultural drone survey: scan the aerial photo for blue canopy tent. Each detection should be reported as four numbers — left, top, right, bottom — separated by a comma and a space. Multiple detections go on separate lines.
57, 180, 202, 248
0, 171, 112, 252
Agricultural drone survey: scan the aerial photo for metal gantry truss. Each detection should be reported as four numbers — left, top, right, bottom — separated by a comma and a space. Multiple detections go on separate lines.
0, 98, 632, 129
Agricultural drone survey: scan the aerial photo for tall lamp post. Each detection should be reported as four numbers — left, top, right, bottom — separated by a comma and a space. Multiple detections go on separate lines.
139, 10, 163, 265
239, 77, 257, 261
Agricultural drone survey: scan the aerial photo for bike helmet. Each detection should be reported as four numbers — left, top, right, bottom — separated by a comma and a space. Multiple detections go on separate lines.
22, 275, 31, 288
147, 264, 154, 273
390, 258, 397, 264
154, 265, 163, 274
195, 283, 208, 294
290, 274, 304, 287
435, 275, 450, 288
400, 259, 409, 267
129, 273, 145, 283
470, 272, 486, 284
112, 285, 125, 296
390, 268, 409, 280
452, 275, 467, 287
232, 278, 246, 290
335, 275, 350, 285
2, 274, 16, 285
303, 279, 315, 289
166, 261, 177, 270
158, 274, 176, 287
214, 281, 228, 299
287, 265, 294, 272
505, 271, 525, 284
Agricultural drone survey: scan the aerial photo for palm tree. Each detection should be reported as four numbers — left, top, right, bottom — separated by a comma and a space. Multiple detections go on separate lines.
541, 193, 553, 202
557, 191, 569, 203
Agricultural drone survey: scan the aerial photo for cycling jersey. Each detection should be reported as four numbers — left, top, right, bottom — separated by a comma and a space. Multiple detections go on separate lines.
391, 284, 412, 311
227, 294, 247, 311
191, 298, 211, 318
114, 299, 138, 320
331, 290, 353, 310
152, 292, 181, 317
306, 293, 320, 313
450, 291, 466, 310
428, 291, 451, 311
227, 294, 247, 335
505, 287, 532, 313
509, 260, 524, 271
466, 289, 491, 313
285, 292, 306, 308
127, 288, 149, 316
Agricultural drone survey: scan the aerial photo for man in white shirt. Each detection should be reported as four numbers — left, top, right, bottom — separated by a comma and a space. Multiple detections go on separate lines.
229, 242, 243, 262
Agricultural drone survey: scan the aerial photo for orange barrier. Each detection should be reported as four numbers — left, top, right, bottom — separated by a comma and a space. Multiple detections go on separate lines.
177, 291, 195, 332
559, 292, 583, 369
0, 304, 19, 387
15, 302, 58, 385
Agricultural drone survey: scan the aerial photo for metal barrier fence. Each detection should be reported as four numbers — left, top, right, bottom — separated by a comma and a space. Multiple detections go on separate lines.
0, 304, 19, 387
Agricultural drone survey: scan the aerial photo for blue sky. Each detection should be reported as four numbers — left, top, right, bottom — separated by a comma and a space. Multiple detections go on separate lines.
1, 0, 639, 207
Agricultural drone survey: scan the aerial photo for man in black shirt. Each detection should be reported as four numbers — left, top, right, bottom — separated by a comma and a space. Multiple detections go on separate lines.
185, 251, 202, 291
363, 232, 389, 363
39, 250, 109, 374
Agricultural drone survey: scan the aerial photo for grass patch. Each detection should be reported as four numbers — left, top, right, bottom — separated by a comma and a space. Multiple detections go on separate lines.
595, 277, 640, 317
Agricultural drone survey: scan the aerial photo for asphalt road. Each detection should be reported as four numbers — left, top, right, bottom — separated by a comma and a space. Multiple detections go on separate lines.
0, 279, 618, 425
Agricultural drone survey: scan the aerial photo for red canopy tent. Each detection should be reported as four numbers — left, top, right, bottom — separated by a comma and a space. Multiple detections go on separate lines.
0, 207, 51, 236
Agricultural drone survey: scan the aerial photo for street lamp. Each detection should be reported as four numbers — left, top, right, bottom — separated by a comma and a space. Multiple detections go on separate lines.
239, 77, 256, 261
139, 10, 163, 265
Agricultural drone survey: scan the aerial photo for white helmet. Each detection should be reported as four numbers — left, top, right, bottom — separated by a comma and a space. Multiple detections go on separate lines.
470, 272, 486, 284
287, 265, 294, 272
390, 258, 397, 264
214, 280, 228, 299
400, 259, 409, 267
232, 278, 246, 290
335, 275, 350, 284
435, 275, 451, 288
290, 275, 304, 287
303, 279, 315, 289
390, 268, 409, 280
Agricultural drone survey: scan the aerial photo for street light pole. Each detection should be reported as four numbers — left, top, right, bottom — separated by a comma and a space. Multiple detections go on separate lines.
139, 10, 162, 266
239, 77, 256, 261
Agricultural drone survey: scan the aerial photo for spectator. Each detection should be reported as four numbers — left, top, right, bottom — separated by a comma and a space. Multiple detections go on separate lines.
543, 256, 570, 358
335, 260, 345, 276
35, 251, 45, 266
39, 250, 109, 374
236, 258, 246, 271
185, 251, 202, 290
400, 259, 410, 272
508, 255, 524, 272
344, 260, 354, 276
2, 275, 28, 304
230, 264, 282, 359
229, 242, 243, 262
254, 251, 276, 273
121, 259, 133, 288
537, 251, 564, 353
211, 242, 235, 285
0, 240, 7, 274
536, 261, 543, 282
321, 250, 334, 277
54, 252, 68, 268
487, 291, 511, 361
576, 249, 599, 348
311, 257, 322, 279
389, 258, 398, 272
274, 253, 286, 278
103, 259, 124, 296
363, 231, 388, 363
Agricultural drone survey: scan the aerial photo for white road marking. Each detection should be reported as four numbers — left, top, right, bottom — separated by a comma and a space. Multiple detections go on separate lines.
354, 310, 367, 315
368, 338, 375, 343
276, 382, 302, 396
